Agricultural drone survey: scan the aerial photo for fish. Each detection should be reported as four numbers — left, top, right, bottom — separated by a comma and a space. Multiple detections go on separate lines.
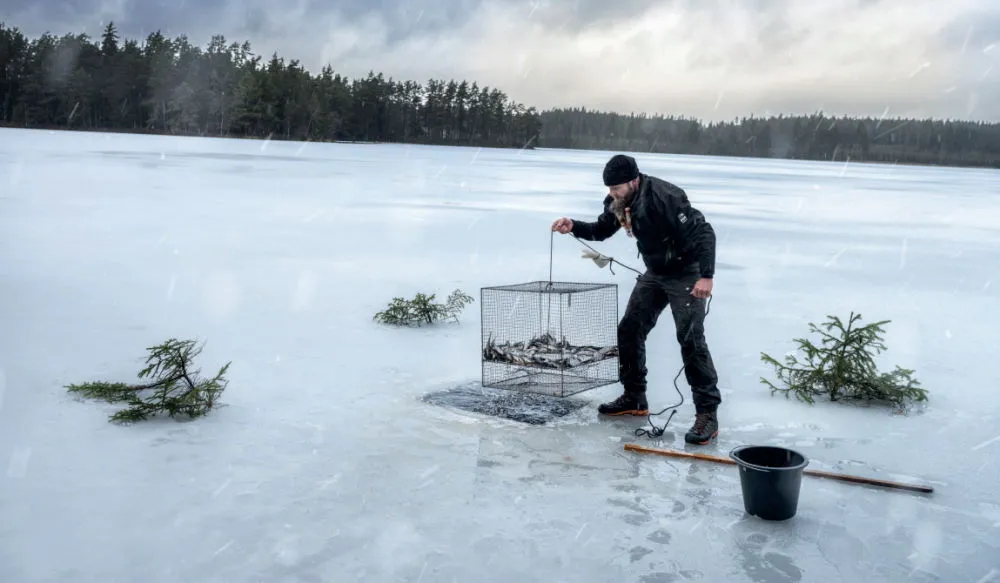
483, 332, 618, 370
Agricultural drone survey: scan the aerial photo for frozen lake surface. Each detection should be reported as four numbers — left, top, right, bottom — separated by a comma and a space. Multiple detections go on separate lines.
1, 128, 998, 582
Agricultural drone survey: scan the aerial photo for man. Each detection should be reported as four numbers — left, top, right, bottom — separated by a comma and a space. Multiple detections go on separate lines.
551, 154, 722, 445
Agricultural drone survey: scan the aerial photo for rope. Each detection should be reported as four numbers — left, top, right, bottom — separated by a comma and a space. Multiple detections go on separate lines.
554, 227, 712, 440
546, 231, 554, 333
571, 234, 643, 276
549, 230, 555, 284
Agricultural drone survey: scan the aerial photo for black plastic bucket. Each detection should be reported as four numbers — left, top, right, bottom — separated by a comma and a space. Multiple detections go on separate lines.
729, 445, 809, 521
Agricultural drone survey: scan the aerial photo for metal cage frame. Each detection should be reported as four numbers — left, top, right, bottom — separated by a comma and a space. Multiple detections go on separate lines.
479, 280, 620, 397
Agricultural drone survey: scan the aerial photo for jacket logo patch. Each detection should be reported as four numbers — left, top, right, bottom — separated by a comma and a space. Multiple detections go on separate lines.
678, 212, 687, 223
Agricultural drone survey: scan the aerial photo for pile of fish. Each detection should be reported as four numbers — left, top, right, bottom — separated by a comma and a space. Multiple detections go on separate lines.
482, 331, 619, 370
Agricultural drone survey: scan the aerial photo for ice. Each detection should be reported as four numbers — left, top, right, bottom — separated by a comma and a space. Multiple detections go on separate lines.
5, 447, 31, 479
971, 435, 1000, 451
1, 128, 999, 582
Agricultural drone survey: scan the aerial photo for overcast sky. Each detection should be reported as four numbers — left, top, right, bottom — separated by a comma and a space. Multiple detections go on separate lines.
3, 0, 999, 122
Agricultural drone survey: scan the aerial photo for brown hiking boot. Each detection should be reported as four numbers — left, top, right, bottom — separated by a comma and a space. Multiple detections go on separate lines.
597, 393, 649, 416
684, 411, 719, 444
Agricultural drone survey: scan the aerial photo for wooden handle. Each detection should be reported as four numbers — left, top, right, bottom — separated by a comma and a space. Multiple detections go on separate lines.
798, 468, 934, 493
623, 443, 933, 494
625, 443, 738, 465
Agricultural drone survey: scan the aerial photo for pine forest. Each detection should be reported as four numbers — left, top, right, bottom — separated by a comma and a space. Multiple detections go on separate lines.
1, 22, 998, 168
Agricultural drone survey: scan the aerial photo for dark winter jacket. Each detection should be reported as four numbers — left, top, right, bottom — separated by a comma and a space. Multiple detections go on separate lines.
570, 173, 717, 279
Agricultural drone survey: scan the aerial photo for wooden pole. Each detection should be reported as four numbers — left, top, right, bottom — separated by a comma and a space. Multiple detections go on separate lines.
623, 443, 934, 494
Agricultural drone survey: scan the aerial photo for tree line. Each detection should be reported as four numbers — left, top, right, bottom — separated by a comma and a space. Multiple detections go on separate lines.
540, 108, 1000, 168
0, 22, 541, 148
1, 21, 998, 168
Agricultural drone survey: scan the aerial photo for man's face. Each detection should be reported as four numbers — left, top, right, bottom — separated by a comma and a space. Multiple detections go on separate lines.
608, 178, 636, 202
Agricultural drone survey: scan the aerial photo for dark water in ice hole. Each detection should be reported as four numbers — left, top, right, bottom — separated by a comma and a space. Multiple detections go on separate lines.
421, 382, 589, 425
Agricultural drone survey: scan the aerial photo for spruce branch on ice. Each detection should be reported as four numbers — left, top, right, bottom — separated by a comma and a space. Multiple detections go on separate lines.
65, 338, 231, 424
373, 289, 474, 327
759, 312, 928, 410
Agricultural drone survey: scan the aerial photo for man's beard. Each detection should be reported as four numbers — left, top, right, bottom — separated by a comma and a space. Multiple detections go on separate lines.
609, 189, 634, 223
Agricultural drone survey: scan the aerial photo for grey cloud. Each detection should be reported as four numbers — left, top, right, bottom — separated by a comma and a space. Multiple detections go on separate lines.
2, 0, 998, 121
237, 0, 489, 46
2, 0, 232, 39
936, 7, 1000, 50
3, 0, 484, 46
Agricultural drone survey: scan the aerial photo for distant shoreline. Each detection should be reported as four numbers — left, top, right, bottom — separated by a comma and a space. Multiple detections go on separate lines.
0, 122, 539, 151
6, 123, 996, 172
0, 122, 383, 146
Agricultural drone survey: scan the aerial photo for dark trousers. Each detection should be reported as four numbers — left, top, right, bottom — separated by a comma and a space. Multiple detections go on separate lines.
618, 269, 721, 414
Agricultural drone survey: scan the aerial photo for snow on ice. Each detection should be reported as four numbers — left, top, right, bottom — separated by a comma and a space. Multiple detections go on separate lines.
1, 127, 999, 582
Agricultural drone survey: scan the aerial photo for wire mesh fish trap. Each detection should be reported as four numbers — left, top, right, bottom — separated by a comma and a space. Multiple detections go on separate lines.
480, 280, 619, 397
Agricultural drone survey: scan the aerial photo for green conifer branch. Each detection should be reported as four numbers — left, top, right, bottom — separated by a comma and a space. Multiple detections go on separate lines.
373, 288, 474, 327
760, 312, 929, 410
66, 338, 231, 424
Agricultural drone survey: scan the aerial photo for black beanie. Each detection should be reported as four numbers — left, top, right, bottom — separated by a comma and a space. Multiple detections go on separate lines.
603, 154, 639, 186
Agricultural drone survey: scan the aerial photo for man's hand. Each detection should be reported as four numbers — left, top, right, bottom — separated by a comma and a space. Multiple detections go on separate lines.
552, 217, 573, 234
690, 277, 713, 299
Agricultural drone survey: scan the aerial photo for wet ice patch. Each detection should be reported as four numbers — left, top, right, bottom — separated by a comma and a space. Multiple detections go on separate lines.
422, 382, 587, 425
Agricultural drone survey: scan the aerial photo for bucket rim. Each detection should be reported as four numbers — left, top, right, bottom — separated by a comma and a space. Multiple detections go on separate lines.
729, 444, 810, 472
